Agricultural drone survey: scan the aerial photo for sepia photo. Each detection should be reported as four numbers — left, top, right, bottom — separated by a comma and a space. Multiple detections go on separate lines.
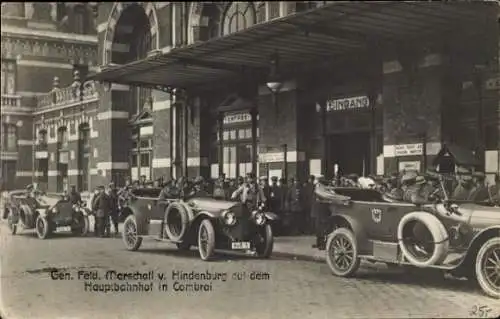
1, 1, 499, 318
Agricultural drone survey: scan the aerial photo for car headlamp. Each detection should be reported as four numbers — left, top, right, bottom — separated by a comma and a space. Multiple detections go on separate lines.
222, 210, 236, 226
52, 207, 58, 214
252, 210, 266, 225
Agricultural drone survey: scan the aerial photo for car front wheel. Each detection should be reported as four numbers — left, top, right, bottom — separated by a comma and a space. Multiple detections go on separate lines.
122, 215, 143, 251
198, 219, 215, 261
35, 215, 50, 239
326, 228, 360, 277
255, 224, 274, 258
475, 237, 500, 299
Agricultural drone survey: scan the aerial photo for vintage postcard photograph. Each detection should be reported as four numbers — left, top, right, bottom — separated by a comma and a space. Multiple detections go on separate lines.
1, 1, 499, 319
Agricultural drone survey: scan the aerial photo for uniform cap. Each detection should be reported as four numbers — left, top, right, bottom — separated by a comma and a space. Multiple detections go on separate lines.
401, 171, 418, 184
415, 176, 426, 185
271, 176, 278, 181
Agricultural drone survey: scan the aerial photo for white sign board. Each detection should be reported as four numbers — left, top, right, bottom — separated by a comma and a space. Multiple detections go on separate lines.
399, 161, 421, 172
223, 112, 251, 124
309, 159, 322, 177
259, 152, 284, 163
395, 143, 423, 156
326, 96, 369, 112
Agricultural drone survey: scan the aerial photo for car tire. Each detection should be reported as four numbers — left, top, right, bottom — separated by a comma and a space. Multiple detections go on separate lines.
326, 227, 361, 277
475, 237, 500, 299
198, 219, 216, 261
255, 224, 274, 258
397, 212, 449, 267
35, 215, 50, 239
122, 215, 143, 251
6, 209, 17, 235
164, 202, 190, 242
176, 242, 191, 251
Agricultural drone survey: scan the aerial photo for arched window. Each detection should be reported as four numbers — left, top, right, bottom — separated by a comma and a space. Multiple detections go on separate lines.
57, 127, 68, 149
38, 129, 48, 148
73, 5, 88, 34
4, 124, 17, 152
222, 2, 256, 36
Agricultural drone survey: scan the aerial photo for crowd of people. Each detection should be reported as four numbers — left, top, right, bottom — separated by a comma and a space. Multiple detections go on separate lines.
62, 168, 500, 243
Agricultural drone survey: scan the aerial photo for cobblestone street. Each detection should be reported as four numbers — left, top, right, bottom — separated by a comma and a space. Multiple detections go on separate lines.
1, 221, 498, 319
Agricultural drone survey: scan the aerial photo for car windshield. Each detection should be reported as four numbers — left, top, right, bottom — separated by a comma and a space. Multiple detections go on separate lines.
131, 188, 162, 198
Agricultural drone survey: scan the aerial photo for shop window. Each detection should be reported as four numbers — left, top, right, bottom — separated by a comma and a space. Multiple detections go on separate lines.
1, 60, 16, 95
223, 146, 237, 178
223, 2, 256, 35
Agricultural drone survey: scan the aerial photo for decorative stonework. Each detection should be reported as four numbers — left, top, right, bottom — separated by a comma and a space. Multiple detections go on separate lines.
1, 36, 97, 64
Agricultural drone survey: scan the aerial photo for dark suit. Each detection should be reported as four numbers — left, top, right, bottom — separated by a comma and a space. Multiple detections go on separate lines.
94, 192, 112, 237
69, 191, 82, 205
108, 189, 119, 234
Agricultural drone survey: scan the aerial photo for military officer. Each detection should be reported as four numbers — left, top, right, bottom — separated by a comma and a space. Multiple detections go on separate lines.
108, 182, 119, 236
312, 176, 330, 249
231, 172, 266, 212
452, 167, 474, 200
259, 176, 271, 209
268, 176, 280, 213
303, 175, 316, 234
468, 172, 489, 202
286, 177, 304, 234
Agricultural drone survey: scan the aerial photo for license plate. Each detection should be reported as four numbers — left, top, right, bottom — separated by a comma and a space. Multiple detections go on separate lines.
231, 241, 250, 250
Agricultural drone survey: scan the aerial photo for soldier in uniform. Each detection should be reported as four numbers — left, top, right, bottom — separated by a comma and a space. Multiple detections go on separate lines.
69, 185, 82, 206
213, 174, 227, 200
286, 177, 304, 234
311, 176, 331, 249
452, 168, 474, 200
468, 172, 489, 203
92, 186, 110, 237
303, 175, 316, 235
108, 182, 119, 236
259, 176, 271, 209
188, 176, 209, 198
231, 172, 266, 212
268, 176, 280, 213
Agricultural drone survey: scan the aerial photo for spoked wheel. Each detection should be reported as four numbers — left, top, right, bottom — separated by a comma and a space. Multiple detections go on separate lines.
198, 219, 215, 261
475, 237, 500, 299
7, 209, 17, 235
325, 228, 360, 277
122, 215, 143, 251
35, 215, 51, 239
254, 224, 274, 258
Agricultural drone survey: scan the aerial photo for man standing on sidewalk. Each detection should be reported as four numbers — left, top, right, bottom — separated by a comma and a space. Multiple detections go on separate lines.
286, 177, 304, 235
303, 175, 316, 235
108, 183, 119, 236
312, 176, 330, 250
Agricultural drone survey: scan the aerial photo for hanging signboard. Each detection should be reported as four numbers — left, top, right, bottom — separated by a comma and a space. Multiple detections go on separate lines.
326, 96, 370, 112
223, 112, 251, 124
395, 143, 423, 156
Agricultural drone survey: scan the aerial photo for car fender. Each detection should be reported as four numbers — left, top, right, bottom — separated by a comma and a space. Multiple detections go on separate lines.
36, 208, 49, 218
126, 205, 150, 235
331, 213, 369, 253
454, 226, 500, 273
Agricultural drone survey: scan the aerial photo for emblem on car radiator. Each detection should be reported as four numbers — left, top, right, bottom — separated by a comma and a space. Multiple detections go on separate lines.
371, 208, 382, 223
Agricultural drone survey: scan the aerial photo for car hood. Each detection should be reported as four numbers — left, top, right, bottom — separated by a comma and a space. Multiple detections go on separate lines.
187, 198, 240, 213
458, 203, 500, 229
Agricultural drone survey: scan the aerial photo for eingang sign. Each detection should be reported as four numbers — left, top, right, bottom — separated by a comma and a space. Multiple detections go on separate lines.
326, 96, 370, 112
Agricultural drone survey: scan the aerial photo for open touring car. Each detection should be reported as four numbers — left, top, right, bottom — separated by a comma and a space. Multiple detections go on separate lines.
3, 190, 90, 239
314, 180, 500, 299
119, 187, 277, 261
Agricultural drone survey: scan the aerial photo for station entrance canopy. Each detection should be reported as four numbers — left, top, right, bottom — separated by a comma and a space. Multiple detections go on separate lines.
88, 2, 494, 93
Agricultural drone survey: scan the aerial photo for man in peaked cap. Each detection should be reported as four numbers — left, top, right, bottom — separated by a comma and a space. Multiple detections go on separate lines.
232, 172, 266, 211
259, 176, 271, 209
452, 167, 474, 200
268, 176, 280, 214
107, 182, 119, 236
468, 172, 489, 202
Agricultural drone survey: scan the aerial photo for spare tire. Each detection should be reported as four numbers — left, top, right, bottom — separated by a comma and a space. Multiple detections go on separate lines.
164, 202, 191, 241
397, 211, 449, 267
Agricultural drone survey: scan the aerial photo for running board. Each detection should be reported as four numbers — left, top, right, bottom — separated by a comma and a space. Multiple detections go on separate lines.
359, 254, 460, 270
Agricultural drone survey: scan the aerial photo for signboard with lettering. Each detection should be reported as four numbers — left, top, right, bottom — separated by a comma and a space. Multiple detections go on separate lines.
326, 96, 370, 112
259, 152, 284, 163
223, 112, 251, 124
399, 161, 421, 172
395, 143, 423, 156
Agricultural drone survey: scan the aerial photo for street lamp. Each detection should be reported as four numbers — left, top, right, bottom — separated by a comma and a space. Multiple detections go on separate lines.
266, 52, 283, 121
